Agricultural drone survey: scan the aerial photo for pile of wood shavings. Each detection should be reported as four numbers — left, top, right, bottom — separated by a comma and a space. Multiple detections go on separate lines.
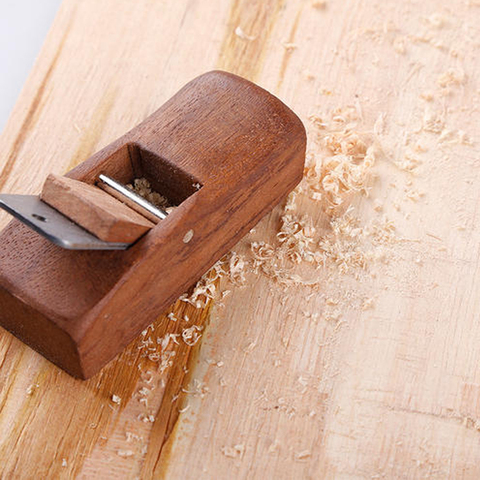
304, 106, 377, 208
178, 252, 247, 307
125, 112, 384, 299
127, 178, 173, 212
176, 104, 391, 302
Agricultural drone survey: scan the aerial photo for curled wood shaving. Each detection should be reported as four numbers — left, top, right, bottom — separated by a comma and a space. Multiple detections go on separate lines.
277, 214, 316, 263
182, 325, 203, 346
128, 178, 170, 209
235, 26, 256, 41
179, 252, 246, 307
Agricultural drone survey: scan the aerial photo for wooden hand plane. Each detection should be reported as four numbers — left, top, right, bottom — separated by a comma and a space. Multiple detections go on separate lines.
0, 71, 306, 379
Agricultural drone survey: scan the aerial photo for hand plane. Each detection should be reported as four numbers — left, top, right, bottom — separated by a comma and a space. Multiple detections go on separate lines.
0, 71, 306, 379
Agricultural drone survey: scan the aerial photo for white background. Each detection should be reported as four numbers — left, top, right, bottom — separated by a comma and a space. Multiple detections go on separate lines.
0, 0, 62, 132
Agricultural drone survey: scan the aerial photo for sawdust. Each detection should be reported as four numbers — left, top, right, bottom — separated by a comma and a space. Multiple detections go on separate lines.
127, 177, 172, 210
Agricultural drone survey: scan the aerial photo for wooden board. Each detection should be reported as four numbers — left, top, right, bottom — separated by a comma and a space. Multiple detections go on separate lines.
0, 0, 479, 478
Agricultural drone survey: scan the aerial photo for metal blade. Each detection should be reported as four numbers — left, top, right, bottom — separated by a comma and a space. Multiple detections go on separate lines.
97, 174, 168, 222
0, 194, 130, 250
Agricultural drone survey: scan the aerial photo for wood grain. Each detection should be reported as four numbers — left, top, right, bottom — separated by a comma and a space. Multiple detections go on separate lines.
1, 0, 480, 478
41, 173, 154, 243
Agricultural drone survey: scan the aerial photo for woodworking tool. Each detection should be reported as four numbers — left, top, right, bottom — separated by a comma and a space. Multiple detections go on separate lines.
0, 71, 306, 379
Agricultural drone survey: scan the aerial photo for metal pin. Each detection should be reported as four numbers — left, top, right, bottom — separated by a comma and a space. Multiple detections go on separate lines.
97, 174, 168, 223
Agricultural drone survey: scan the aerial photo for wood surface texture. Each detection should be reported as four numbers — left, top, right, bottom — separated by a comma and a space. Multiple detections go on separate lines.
41, 173, 154, 243
0, 0, 479, 478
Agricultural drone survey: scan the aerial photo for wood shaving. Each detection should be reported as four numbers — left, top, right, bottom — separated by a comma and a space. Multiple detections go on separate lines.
395, 152, 422, 173
243, 341, 257, 353
277, 213, 316, 263
438, 129, 470, 145
370, 217, 396, 245
220, 378, 228, 387
393, 36, 407, 54
26, 384, 39, 395
305, 108, 376, 207
422, 107, 444, 133
302, 69, 316, 81
426, 12, 447, 28
183, 229, 194, 243
116, 449, 134, 458
319, 212, 369, 273
268, 441, 281, 453
221, 444, 245, 458
127, 178, 170, 209
235, 26, 256, 41
179, 259, 226, 307
326, 298, 339, 306
324, 309, 342, 323
420, 91, 434, 102
182, 325, 203, 346
182, 379, 210, 398
362, 298, 374, 310
296, 450, 312, 460
405, 189, 425, 202
311, 0, 327, 8
437, 68, 466, 88
138, 413, 155, 423
125, 432, 143, 443
282, 42, 298, 51
228, 252, 247, 286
